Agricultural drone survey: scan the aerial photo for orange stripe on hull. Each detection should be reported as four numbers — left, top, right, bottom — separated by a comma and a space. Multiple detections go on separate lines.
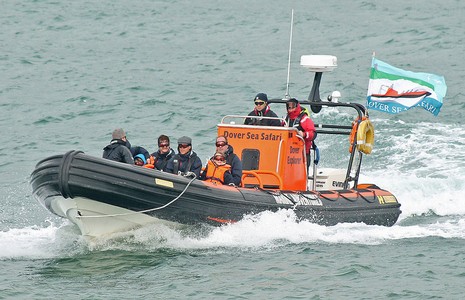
207, 216, 237, 224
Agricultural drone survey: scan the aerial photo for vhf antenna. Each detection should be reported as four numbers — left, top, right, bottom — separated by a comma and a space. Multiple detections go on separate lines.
284, 9, 294, 100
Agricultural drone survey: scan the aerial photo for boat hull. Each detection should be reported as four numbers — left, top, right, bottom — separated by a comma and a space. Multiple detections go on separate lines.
31, 151, 401, 236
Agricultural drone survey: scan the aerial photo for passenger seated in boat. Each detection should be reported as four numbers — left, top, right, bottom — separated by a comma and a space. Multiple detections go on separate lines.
147, 134, 175, 171
209, 135, 242, 186
129, 145, 150, 162
200, 136, 242, 185
134, 154, 147, 167
200, 152, 235, 185
116, 132, 150, 162
244, 93, 281, 126
102, 128, 134, 164
284, 98, 316, 167
165, 136, 203, 177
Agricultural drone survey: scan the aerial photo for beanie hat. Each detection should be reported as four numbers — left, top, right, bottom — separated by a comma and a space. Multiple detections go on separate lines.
254, 93, 268, 102
134, 154, 146, 164
287, 98, 299, 104
177, 136, 192, 145
112, 128, 126, 140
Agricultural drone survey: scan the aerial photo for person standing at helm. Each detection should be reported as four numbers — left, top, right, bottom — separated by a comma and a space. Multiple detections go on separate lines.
102, 128, 134, 164
166, 136, 202, 177
244, 93, 281, 126
284, 98, 316, 167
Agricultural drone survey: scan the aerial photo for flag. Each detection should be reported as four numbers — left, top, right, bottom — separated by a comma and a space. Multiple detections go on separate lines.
366, 57, 447, 116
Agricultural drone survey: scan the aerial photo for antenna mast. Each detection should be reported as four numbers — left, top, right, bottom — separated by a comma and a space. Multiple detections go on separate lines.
284, 9, 294, 100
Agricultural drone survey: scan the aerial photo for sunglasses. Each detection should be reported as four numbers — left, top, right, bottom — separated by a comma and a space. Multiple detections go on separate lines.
214, 156, 225, 162
179, 144, 191, 149
215, 142, 227, 147
159, 143, 169, 148
254, 101, 265, 106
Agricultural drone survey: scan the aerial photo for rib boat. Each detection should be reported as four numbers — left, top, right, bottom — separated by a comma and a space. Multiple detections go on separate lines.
30, 55, 401, 236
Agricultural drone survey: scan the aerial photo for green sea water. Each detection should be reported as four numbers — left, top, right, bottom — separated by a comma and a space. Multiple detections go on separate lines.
1, 0, 465, 299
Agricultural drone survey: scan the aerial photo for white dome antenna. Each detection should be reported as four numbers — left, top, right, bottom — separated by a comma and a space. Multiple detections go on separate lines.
300, 55, 338, 113
300, 55, 337, 72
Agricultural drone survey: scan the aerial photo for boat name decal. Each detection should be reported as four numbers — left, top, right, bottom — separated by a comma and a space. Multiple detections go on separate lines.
223, 130, 282, 141
155, 178, 174, 188
287, 157, 302, 165
273, 193, 323, 206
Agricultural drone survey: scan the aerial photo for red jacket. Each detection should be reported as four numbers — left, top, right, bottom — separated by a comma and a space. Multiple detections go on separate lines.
285, 105, 316, 154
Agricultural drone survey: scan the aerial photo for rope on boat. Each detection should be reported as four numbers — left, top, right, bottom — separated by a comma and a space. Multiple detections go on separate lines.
76, 175, 197, 219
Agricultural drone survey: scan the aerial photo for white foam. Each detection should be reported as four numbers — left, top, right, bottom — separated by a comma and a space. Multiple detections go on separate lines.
2, 208, 464, 255
0, 220, 83, 260
357, 119, 465, 219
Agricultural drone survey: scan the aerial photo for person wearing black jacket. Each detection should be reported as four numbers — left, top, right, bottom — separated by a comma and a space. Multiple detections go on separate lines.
149, 134, 175, 171
244, 93, 281, 126
102, 128, 134, 164
165, 136, 202, 177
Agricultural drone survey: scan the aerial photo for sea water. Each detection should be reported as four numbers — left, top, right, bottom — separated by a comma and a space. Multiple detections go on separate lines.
1, 0, 464, 298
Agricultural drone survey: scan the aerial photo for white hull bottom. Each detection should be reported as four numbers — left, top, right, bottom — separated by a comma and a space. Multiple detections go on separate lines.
49, 196, 179, 237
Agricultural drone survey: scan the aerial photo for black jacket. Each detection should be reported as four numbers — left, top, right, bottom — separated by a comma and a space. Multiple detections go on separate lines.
103, 139, 134, 164
150, 148, 175, 171
165, 151, 202, 177
130, 145, 150, 159
244, 106, 281, 126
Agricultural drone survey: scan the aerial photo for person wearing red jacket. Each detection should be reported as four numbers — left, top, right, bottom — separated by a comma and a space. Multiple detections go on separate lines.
284, 98, 316, 167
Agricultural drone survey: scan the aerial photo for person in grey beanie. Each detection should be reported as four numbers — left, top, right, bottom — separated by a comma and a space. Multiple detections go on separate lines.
102, 128, 134, 164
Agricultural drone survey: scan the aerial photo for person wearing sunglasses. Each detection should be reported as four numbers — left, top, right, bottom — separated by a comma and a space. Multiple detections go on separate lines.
102, 128, 134, 164
200, 152, 233, 185
147, 134, 175, 171
166, 136, 202, 177
284, 98, 316, 168
244, 93, 281, 126
200, 135, 242, 186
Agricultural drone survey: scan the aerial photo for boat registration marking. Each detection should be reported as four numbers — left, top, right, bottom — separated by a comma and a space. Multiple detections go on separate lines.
155, 178, 174, 188
377, 195, 397, 204
273, 193, 323, 206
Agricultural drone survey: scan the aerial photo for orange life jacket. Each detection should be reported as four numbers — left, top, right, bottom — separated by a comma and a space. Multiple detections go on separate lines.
141, 155, 155, 169
204, 160, 231, 185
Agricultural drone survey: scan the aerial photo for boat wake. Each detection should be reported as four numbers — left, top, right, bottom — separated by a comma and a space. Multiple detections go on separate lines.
1, 209, 464, 260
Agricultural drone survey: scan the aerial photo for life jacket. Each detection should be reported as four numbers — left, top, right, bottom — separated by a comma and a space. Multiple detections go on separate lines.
204, 160, 231, 185
285, 111, 307, 131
